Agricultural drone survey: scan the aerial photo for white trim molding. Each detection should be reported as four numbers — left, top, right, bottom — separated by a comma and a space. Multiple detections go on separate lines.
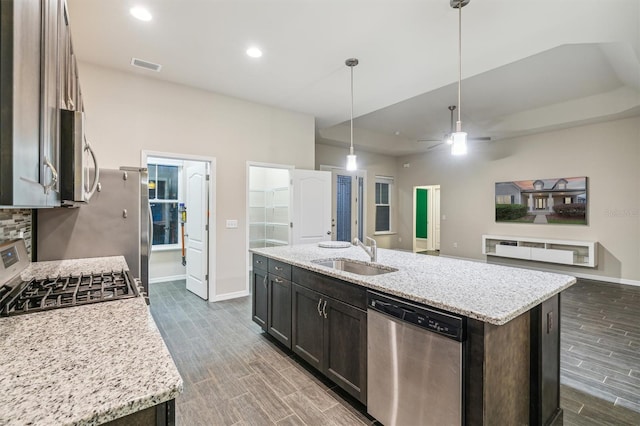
211, 290, 250, 302
149, 275, 187, 284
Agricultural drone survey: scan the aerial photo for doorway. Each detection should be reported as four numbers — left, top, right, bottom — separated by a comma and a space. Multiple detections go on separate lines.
320, 166, 366, 242
143, 151, 216, 301
413, 185, 441, 253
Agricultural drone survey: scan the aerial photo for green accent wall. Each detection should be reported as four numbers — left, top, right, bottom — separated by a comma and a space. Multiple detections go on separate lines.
416, 189, 428, 238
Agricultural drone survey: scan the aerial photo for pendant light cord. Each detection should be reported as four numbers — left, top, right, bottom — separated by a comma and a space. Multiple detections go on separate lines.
457, 0, 462, 129
350, 64, 354, 154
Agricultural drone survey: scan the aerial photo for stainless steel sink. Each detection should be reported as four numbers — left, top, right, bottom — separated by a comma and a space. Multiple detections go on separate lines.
311, 258, 398, 276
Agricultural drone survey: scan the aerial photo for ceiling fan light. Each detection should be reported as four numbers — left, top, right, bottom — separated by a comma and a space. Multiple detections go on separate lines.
445, 134, 453, 145
451, 131, 467, 155
346, 154, 357, 171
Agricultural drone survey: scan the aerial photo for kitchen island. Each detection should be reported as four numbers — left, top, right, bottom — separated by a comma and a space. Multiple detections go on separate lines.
250, 244, 576, 425
0, 256, 183, 425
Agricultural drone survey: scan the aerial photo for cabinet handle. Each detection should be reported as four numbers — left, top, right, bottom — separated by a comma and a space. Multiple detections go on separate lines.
274, 277, 284, 283
42, 157, 58, 195
274, 266, 284, 271
322, 301, 327, 318
263, 274, 267, 288
317, 299, 323, 316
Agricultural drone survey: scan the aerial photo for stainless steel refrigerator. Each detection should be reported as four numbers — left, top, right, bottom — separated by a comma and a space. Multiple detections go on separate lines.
37, 167, 151, 297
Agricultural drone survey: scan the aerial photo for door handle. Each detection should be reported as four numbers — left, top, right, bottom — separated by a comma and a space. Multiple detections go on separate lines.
326, 230, 332, 235
322, 301, 327, 318
317, 298, 323, 316
263, 274, 267, 288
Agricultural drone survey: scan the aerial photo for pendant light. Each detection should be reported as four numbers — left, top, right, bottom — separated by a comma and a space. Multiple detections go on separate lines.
451, 0, 468, 156
345, 58, 359, 171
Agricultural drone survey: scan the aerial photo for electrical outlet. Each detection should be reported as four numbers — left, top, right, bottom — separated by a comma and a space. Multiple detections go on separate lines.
453, 242, 458, 248
398, 237, 402, 243
226, 219, 238, 229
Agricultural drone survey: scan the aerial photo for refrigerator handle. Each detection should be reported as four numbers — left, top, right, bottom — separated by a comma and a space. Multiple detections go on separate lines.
148, 206, 153, 258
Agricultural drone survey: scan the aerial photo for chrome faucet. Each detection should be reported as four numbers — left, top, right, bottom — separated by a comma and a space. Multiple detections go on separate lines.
353, 237, 377, 262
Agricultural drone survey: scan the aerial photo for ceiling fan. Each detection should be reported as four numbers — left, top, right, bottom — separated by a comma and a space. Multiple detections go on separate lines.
418, 105, 491, 151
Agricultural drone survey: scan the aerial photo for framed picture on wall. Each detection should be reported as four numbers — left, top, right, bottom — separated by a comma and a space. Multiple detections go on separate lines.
495, 176, 587, 225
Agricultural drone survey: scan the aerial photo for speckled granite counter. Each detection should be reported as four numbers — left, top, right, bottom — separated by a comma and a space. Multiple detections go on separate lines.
251, 244, 576, 325
0, 256, 183, 425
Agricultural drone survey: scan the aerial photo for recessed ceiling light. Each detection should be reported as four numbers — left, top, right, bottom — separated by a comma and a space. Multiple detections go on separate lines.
130, 6, 152, 21
246, 47, 263, 58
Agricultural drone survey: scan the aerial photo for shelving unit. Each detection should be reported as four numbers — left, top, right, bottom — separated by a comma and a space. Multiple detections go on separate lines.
249, 186, 290, 248
482, 235, 597, 267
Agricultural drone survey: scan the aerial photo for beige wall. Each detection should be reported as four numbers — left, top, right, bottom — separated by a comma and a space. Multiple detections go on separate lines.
78, 62, 315, 297
396, 116, 640, 282
315, 143, 399, 248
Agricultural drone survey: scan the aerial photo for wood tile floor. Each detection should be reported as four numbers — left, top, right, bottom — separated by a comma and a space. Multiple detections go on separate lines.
149, 280, 375, 426
150, 278, 640, 425
561, 279, 640, 425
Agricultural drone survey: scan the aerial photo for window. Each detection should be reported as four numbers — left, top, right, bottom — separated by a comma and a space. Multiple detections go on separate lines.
149, 162, 181, 246
375, 176, 393, 232
564, 197, 572, 204
496, 195, 513, 204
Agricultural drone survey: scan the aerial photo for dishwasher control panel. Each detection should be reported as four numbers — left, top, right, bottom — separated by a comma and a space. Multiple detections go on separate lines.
367, 291, 465, 341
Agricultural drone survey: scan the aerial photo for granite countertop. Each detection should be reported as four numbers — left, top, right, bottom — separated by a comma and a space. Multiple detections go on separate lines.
0, 256, 183, 426
251, 244, 577, 325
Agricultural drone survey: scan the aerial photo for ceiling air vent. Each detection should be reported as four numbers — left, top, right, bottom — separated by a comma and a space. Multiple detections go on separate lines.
130, 58, 162, 72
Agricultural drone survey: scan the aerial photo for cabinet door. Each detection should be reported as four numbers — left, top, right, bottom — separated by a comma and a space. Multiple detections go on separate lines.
268, 275, 291, 349
323, 298, 367, 403
291, 284, 324, 371
59, 1, 73, 111
41, 0, 61, 206
0, 0, 49, 207
252, 269, 268, 331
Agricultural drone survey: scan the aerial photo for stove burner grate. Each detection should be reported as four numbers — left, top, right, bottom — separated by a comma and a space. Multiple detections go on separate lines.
0, 270, 138, 316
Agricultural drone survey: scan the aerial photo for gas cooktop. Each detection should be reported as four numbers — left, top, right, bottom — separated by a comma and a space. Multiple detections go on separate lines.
0, 239, 139, 317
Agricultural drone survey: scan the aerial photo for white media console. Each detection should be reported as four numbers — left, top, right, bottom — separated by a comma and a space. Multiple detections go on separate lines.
482, 235, 597, 268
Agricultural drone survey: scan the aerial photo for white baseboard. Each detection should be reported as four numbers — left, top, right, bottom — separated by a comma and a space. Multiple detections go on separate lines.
210, 290, 250, 302
149, 275, 186, 284
440, 254, 640, 288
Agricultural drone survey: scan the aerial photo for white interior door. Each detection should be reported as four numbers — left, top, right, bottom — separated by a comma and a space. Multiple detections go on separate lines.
292, 169, 331, 245
434, 186, 441, 251
186, 162, 209, 299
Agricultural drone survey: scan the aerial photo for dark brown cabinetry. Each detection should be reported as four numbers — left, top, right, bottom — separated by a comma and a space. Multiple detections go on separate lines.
268, 273, 292, 348
251, 254, 292, 349
252, 262, 268, 330
291, 268, 367, 404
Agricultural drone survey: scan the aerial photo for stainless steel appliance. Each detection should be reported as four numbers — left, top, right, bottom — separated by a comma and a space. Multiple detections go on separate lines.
59, 109, 99, 205
36, 167, 151, 299
367, 291, 465, 426
0, 239, 138, 316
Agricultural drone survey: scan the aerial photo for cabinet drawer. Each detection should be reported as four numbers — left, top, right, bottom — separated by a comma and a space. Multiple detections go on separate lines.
292, 266, 366, 311
269, 259, 292, 280
253, 254, 268, 271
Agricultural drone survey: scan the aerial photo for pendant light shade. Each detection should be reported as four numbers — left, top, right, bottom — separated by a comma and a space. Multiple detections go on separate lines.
451, 0, 468, 156
451, 130, 468, 155
345, 58, 359, 171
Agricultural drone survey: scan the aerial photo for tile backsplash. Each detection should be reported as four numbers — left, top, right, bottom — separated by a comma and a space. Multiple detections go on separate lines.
0, 209, 32, 256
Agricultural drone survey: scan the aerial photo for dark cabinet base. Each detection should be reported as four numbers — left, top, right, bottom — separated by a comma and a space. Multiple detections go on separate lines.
104, 399, 175, 426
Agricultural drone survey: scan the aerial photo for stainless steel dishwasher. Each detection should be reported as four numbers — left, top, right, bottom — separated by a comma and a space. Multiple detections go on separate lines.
367, 291, 465, 426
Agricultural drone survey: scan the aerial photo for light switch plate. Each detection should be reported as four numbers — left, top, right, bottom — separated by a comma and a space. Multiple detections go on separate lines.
226, 219, 238, 229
